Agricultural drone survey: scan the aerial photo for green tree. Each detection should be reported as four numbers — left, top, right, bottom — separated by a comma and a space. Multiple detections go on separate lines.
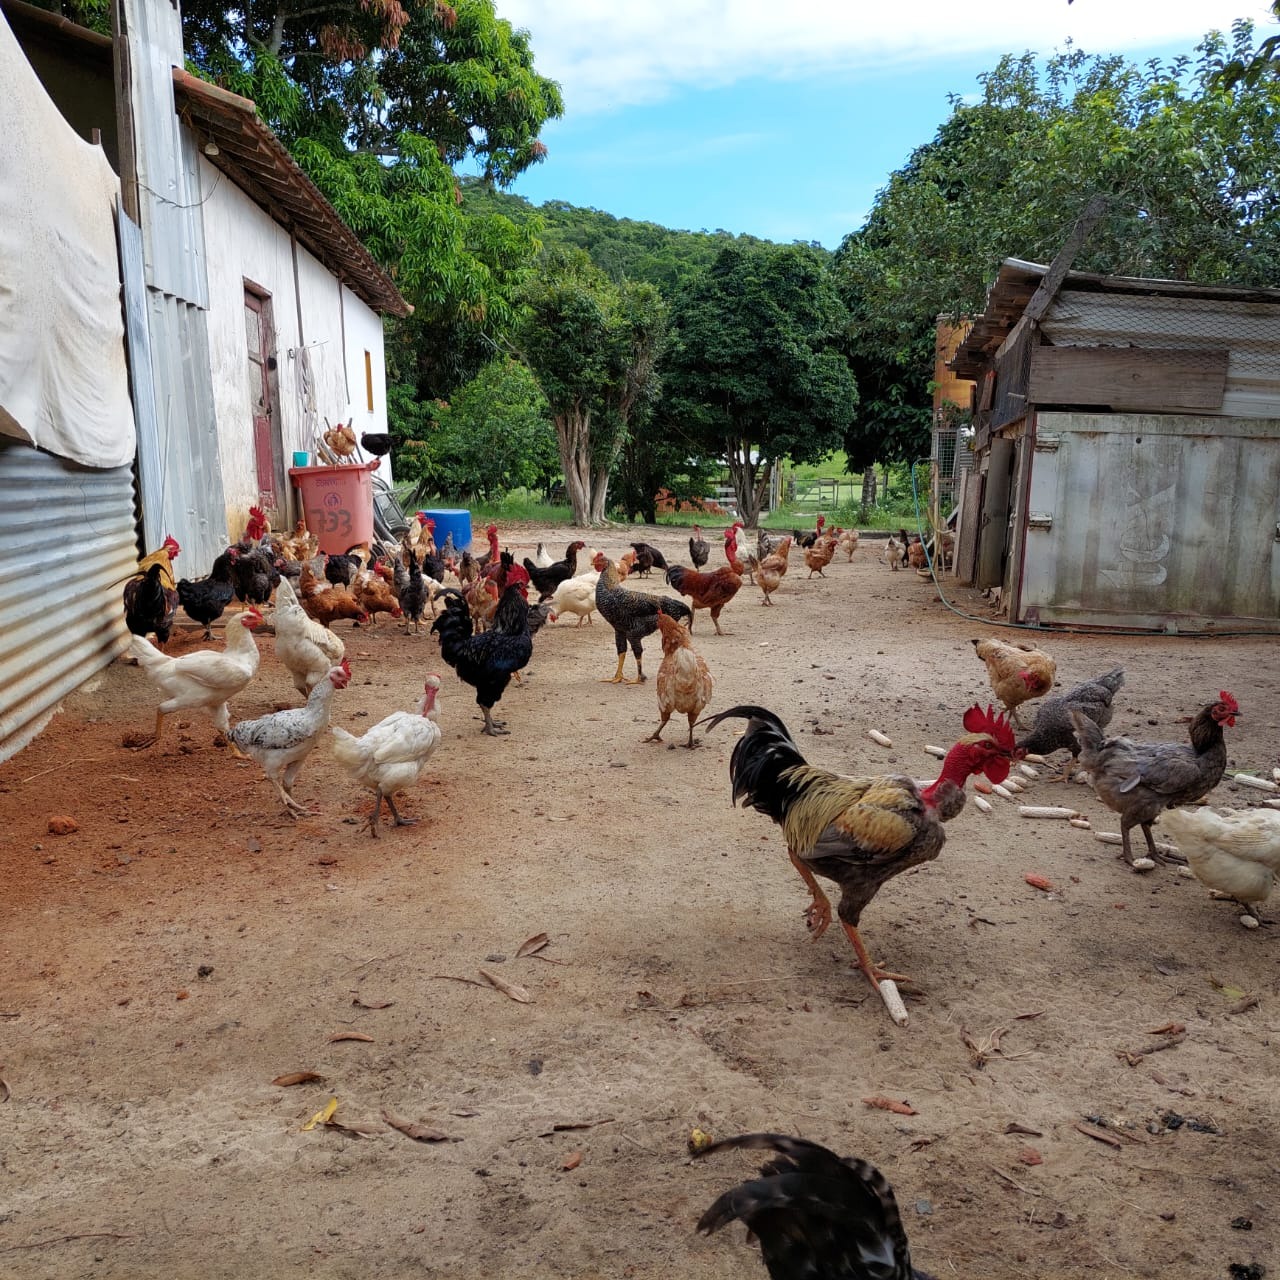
663, 244, 858, 527
517, 251, 668, 526
398, 357, 557, 503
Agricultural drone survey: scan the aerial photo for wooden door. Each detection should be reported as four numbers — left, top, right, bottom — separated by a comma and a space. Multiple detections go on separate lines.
244, 289, 282, 515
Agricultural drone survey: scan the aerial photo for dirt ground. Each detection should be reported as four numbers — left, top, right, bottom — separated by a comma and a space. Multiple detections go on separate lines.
1, 526, 1277, 1280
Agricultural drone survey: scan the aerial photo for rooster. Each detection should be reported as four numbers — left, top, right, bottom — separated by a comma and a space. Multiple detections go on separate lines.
1160, 805, 1280, 926
123, 536, 181, 645
972, 636, 1056, 727
431, 565, 533, 736
1071, 691, 1239, 870
229, 661, 351, 817
474, 523, 501, 572
129, 608, 262, 746
704, 703, 1018, 993
795, 513, 827, 550
664, 564, 742, 635
697, 1133, 932, 1280
331, 676, 443, 837
724, 524, 758, 583
593, 553, 692, 684
645, 614, 713, 748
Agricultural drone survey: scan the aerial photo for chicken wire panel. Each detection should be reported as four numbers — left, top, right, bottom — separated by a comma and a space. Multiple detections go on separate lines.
1019, 411, 1280, 632
0, 440, 135, 761
1042, 291, 1280, 418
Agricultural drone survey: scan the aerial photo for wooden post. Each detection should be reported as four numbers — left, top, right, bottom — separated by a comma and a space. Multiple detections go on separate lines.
111, 0, 140, 222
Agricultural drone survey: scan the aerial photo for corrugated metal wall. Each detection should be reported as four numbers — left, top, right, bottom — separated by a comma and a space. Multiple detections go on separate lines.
0, 440, 136, 762
122, 0, 227, 569
1019, 411, 1280, 632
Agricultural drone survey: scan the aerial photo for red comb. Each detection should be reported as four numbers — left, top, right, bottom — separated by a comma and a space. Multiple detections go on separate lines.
962, 703, 1016, 752
1219, 690, 1238, 712
340, 659, 352, 675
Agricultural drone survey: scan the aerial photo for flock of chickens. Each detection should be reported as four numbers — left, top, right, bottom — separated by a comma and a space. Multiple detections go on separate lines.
116, 510, 1275, 1278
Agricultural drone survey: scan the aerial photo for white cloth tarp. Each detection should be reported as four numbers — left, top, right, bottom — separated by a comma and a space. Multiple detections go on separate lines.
0, 11, 136, 468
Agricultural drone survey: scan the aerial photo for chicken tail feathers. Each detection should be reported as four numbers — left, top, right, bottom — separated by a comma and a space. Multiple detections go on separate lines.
1096, 667, 1126, 696
696, 1133, 917, 1280
702, 706, 810, 825
128, 633, 168, 671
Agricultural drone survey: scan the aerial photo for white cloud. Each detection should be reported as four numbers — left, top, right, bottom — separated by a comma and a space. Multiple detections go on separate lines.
497, 0, 1274, 112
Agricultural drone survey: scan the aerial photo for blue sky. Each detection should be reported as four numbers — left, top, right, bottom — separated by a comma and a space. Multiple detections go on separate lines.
499, 0, 1275, 247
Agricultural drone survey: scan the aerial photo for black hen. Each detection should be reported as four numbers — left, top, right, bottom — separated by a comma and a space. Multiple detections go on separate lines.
629, 541, 669, 576
124, 563, 179, 646
1017, 667, 1125, 780
522, 539, 585, 600
360, 432, 392, 457
697, 1133, 933, 1280
176, 550, 236, 638
431, 565, 533, 735
325, 552, 361, 587
230, 546, 278, 605
688, 527, 710, 568
593, 554, 692, 683
399, 550, 430, 634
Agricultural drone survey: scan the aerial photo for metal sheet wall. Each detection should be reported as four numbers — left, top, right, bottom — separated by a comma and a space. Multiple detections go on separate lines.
0, 440, 136, 762
1019, 411, 1280, 631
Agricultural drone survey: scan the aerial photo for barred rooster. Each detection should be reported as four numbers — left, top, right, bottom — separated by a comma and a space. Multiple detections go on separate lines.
593, 553, 692, 684
697, 1133, 933, 1280
704, 703, 1018, 992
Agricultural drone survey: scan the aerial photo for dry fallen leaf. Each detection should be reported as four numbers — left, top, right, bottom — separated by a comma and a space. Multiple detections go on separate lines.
302, 1097, 340, 1131
328, 1031, 375, 1043
1145, 1022, 1186, 1036
1018, 1147, 1044, 1166
352, 997, 394, 1010
0, 1078, 10, 1103
1023, 874, 1055, 892
516, 932, 550, 958
478, 968, 533, 1003
324, 1118, 384, 1138
1073, 1120, 1122, 1149
862, 1096, 918, 1116
382, 1108, 461, 1143
272, 1071, 326, 1087
562, 1151, 583, 1171
175, 990, 190, 1001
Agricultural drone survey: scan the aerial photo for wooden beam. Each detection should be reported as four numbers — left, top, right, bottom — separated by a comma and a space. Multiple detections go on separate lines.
1022, 194, 1109, 325
1028, 345, 1229, 411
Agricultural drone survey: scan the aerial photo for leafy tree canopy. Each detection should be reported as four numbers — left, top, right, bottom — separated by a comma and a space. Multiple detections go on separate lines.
663, 243, 858, 526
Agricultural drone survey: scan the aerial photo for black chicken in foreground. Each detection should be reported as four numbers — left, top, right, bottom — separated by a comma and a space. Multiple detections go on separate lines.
697, 1133, 934, 1279
124, 540, 181, 646
431, 564, 533, 735
360, 431, 392, 457
1016, 667, 1125, 780
177, 549, 237, 638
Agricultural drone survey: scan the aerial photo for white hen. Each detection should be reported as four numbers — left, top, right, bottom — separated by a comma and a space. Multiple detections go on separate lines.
273, 577, 345, 694
129, 607, 262, 745
551, 569, 600, 627
229, 661, 351, 816
330, 675, 444, 836
1160, 806, 1280, 925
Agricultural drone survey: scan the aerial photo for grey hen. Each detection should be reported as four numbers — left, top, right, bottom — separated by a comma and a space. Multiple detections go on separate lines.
697, 1133, 934, 1280
1016, 667, 1125, 780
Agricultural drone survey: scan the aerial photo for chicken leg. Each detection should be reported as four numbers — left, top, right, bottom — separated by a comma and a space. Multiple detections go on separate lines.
788, 848, 833, 938
601, 653, 629, 684
1121, 817, 1187, 868
481, 706, 509, 736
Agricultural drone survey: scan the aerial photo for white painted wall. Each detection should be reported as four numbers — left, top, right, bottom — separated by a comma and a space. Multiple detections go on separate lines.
196, 151, 392, 538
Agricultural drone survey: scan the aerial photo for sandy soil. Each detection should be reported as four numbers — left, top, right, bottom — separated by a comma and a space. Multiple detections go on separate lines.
1, 526, 1277, 1280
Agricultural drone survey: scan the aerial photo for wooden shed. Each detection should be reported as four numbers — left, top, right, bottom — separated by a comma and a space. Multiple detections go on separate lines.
949, 258, 1280, 632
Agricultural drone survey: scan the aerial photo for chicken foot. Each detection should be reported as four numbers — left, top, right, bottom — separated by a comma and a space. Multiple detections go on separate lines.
840, 922, 911, 993
273, 779, 316, 819
480, 706, 510, 736
1121, 818, 1187, 869
366, 790, 417, 837
644, 715, 669, 744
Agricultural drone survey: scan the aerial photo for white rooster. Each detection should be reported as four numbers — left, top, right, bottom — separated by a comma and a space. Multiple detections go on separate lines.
273, 577, 345, 695
229, 661, 351, 817
129, 607, 263, 746
1160, 806, 1280, 926
330, 675, 444, 837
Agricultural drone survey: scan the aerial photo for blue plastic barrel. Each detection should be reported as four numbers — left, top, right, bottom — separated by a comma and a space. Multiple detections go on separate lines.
423, 508, 472, 554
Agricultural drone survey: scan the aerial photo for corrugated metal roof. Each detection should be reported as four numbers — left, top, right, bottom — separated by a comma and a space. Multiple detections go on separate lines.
0, 440, 136, 761
950, 258, 1280, 381
172, 70, 412, 320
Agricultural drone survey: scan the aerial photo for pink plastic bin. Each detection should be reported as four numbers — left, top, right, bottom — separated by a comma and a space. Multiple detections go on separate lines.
288, 461, 377, 554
